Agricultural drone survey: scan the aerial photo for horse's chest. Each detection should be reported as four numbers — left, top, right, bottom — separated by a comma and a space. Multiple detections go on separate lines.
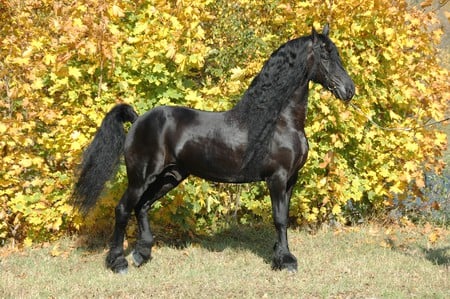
271, 126, 309, 168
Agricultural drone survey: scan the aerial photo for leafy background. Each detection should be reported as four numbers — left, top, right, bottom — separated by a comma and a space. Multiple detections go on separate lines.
0, 0, 448, 246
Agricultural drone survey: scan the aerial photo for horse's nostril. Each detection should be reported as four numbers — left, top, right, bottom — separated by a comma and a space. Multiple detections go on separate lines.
347, 84, 355, 98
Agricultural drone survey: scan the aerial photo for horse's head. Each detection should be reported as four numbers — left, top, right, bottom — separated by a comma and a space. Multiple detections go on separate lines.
309, 24, 355, 102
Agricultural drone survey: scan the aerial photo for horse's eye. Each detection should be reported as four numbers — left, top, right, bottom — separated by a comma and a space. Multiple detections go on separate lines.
322, 43, 333, 53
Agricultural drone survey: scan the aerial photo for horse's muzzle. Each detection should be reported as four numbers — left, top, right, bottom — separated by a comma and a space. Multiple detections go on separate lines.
335, 81, 355, 102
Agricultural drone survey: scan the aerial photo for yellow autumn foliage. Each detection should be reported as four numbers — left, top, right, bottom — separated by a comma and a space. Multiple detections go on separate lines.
0, 0, 448, 244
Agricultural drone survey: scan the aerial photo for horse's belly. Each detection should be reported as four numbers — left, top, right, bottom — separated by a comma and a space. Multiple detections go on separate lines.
176, 138, 259, 183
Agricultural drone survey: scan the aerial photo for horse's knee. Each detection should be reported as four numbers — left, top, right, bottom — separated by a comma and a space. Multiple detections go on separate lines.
115, 189, 141, 223
115, 204, 131, 225
273, 213, 288, 231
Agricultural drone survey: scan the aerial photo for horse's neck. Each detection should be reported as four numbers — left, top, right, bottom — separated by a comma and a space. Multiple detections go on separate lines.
227, 74, 309, 121
280, 80, 310, 130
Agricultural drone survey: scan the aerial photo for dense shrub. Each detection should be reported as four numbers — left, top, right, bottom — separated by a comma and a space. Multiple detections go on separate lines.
1, 0, 448, 244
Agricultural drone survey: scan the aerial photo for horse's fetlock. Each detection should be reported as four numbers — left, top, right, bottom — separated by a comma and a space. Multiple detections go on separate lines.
106, 251, 128, 273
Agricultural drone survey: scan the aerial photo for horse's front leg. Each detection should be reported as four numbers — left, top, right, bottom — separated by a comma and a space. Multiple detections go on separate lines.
267, 173, 298, 272
106, 187, 140, 274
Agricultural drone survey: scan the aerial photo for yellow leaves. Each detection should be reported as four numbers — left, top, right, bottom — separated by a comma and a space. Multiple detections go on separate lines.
305, 212, 318, 223
427, 230, 439, 245
388, 110, 402, 121
429, 101, 446, 121
404, 142, 419, 152
389, 182, 404, 194
319, 103, 331, 115
185, 89, 204, 110
31, 77, 44, 90
133, 21, 148, 35
230, 67, 245, 80
192, 23, 206, 40
108, 23, 122, 37
384, 27, 395, 41
350, 23, 363, 34
174, 53, 187, 68
46, 216, 63, 233
367, 54, 378, 65
1, 0, 448, 244
402, 38, 415, 50
433, 132, 447, 148
72, 17, 85, 29
166, 44, 176, 59
23, 238, 33, 248
43, 53, 56, 65
332, 204, 342, 216
10, 57, 30, 66
19, 158, 33, 168
30, 39, 44, 50
379, 166, 392, 179
109, 4, 125, 18
404, 161, 417, 173
415, 175, 425, 189
0, 122, 7, 134
318, 177, 328, 188
70, 130, 88, 151
68, 66, 82, 80
415, 81, 427, 93
382, 51, 392, 61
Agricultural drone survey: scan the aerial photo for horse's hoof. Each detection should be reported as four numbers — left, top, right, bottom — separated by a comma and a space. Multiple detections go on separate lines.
272, 261, 298, 272
106, 252, 128, 274
271, 247, 298, 272
116, 267, 128, 275
286, 265, 298, 274
131, 250, 145, 267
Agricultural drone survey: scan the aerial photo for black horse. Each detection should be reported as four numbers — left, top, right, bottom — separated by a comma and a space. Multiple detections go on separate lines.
74, 25, 355, 274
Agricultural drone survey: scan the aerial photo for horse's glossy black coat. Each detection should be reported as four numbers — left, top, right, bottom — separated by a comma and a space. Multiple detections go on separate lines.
74, 25, 355, 273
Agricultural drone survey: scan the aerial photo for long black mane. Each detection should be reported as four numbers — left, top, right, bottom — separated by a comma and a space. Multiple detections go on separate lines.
230, 37, 313, 167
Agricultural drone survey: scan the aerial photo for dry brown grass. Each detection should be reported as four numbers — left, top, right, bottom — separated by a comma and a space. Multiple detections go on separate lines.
1, 224, 449, 298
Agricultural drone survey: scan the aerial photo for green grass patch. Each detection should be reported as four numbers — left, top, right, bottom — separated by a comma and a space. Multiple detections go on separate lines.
1, 224, 449, 298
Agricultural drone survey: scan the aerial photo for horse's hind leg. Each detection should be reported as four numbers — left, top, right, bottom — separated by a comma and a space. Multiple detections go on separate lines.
131, 169, 187, 267
132, 198, 153, 267
106, 186, 144, 273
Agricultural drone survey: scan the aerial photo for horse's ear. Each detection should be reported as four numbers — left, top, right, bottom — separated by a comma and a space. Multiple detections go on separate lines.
323, 23, 330, 36
311, 26, 318, 43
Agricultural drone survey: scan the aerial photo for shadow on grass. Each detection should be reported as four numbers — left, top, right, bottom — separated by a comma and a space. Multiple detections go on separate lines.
198, 224, 275, 265
421, 246, 450, 267
75, 227, 113, 252
385, 236, 450, 268
151, 224, 276, 266
76, 222, 277, 267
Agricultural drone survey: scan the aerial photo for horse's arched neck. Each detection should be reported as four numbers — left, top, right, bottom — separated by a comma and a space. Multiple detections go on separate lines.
227, 38, 312, 122
225, 37, 313, 167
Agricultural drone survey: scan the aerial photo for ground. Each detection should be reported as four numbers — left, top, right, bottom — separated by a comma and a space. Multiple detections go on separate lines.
1, 224, 448, 298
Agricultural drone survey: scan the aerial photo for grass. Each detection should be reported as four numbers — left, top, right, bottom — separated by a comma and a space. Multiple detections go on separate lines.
1, 224, 449, 298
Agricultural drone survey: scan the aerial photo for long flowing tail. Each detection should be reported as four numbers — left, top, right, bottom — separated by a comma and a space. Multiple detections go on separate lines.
73, 103, 139, 214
